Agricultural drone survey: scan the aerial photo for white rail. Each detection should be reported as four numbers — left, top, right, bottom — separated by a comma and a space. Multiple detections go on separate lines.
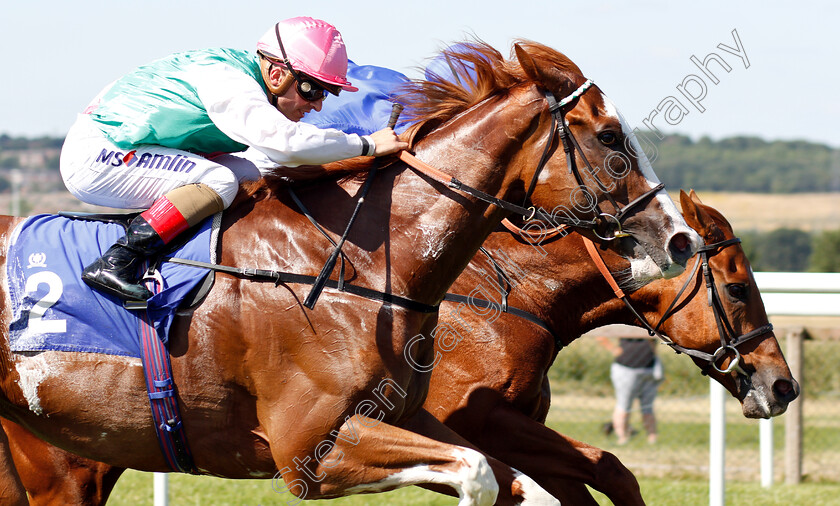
154, 473, 168, 506
710, 271, 840, 505
754, 272, 840, 316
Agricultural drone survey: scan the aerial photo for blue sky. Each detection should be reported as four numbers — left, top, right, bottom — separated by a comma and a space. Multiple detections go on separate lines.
2, 1, 837, 147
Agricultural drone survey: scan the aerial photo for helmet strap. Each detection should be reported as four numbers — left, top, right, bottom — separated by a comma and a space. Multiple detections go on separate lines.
274, 23, 305, 84
260, 58, 295, 106
272, 71, 295, 97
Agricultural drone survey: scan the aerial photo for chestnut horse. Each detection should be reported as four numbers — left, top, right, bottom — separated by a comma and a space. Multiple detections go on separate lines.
420, 190, 799, 505
0, 41, 699, 505
0, 195, 795, 505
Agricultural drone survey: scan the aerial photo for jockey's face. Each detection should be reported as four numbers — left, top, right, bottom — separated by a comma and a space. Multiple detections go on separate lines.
274, 73, 325, 121
264, 63, 325, 122
277, 68, 324, 121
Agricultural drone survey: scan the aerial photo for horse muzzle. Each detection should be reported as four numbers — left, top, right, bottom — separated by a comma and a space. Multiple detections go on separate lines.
739, 370, 800, 419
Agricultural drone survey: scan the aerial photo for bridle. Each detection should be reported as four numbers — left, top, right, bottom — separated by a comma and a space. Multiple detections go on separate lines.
399, 79, 665, 240
530, 81, 665, 242
164, 78, 671, 313
584, 235, 773, 375
456, 228, 773, 375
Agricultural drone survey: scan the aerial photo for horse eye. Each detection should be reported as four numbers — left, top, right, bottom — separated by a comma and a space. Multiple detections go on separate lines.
726, 283, 748, 301
598, 131, 618, 146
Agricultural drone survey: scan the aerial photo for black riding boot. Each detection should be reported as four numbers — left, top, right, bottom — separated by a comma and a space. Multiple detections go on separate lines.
81, 215, 167, 301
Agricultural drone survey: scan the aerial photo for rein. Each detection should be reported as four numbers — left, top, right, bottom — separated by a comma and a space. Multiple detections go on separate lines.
398, 80, 664, 237
462, 218, 772, 375
163, 80, 662, 315
582, 235, 773, 374
164, 255, 440, 313
398, 151, 576, 225
441, 247, 565, 352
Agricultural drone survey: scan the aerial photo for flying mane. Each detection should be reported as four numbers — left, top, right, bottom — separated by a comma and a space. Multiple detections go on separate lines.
399, 39, 586, 142
247, 39, 585, 197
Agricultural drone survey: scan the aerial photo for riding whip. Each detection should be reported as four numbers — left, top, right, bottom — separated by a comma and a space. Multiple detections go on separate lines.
303, 103, 404, 309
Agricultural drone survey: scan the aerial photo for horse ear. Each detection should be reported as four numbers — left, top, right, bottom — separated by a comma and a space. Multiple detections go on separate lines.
680, 189, 713, 234
515, 43, 544, 83
679, 189, 691, 214
689, 188, 703, 205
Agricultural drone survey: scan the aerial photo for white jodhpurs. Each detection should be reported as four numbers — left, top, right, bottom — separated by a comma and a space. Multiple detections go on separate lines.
60, 114, 274, 210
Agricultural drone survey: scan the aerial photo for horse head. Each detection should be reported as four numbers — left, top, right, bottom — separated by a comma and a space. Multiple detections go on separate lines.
504, 41, 702, 283
635, 190, 800, 418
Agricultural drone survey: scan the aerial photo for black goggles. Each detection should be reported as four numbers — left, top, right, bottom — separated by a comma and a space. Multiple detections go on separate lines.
271, 24, 329, 102
293, 76, 328, 102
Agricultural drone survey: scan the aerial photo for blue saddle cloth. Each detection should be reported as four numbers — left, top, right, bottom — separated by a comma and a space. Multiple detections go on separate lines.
7, 214, 216, 358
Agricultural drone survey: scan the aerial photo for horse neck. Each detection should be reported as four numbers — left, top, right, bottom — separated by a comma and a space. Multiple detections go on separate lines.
382, 87, 548, 304
460, 230, 633, 347
563, 245, 670, 339
223, 86, 549, 308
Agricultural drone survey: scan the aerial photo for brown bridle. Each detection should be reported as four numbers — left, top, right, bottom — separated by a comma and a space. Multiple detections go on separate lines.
582, 235, 773, 374
473, 219, 773, 375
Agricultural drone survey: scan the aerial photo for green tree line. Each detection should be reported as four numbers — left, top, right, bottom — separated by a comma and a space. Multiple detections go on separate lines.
645, 133, 840, 193
0, 134, 63, 151
740, 228, 840, 272
3, 132, 840, 193
0, 134, 62, 174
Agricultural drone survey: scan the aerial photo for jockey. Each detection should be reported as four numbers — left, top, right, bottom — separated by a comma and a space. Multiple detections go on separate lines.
60, 16, 407, 303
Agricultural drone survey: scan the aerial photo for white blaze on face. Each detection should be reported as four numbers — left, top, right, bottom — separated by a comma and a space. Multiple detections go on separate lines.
600, 94, 702, 279
599, 95, 683, 220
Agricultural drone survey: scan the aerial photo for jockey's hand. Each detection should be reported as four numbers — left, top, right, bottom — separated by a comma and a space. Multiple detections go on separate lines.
369, 128, 409, 156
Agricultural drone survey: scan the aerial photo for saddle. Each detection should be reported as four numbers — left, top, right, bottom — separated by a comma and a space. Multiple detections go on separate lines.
7, 211, 218, 358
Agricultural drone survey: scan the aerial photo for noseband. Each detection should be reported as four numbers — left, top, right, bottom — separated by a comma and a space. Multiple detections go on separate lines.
584, 236, 773, 375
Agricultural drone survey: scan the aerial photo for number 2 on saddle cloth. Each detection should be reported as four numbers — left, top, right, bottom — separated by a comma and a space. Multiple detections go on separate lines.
7, 212, 220, 473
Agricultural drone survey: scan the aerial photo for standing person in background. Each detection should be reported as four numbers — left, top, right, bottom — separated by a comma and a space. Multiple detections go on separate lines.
596, 335, 664, 445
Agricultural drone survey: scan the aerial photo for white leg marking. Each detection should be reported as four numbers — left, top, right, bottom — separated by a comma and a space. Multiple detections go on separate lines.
451, 447, 498, 506
344, 447, 498, 505
512, 470, 562, 505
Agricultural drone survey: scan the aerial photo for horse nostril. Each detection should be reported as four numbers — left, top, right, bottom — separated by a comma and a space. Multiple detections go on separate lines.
774, 378, 799, 402
668, 232, 693, 266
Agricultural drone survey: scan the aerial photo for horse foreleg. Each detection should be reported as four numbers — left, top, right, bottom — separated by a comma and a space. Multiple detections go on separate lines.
268, 413, 497, 505
0, 421, 27, 506
401, 408, 560, 505
268, 412, 557, 506
475, 403, 645, 506
2, 419, 124, 506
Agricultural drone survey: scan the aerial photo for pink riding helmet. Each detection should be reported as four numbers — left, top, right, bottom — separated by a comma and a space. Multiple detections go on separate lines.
257, 16, 358, 92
